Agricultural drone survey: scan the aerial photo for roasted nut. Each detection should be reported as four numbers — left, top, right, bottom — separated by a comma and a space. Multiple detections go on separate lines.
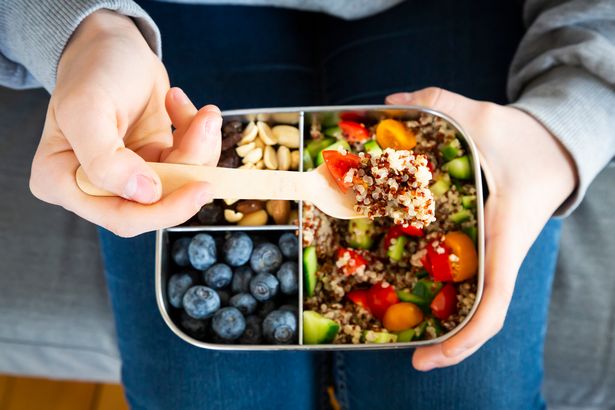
277, 146, 291, 171
236, 142, 255, 157
240, 121, 258, 144
223, 198, 238, 206
290, 150, 300, 170
271, 112, 300, 124
266, 200, 291, 225
238, 209, 268, 226
224, 209, 244, 223
288, 209, 299, 225
221, 132, 242, 151
243, 147, 263, 164
236, 200, 265, 215
223, 121, 243, 135
272, 125, 300, 148
264, 146, 278, 169
254, 137, 265, 150
197, 202, 224, 225
255, 160, 265, 170
239, 163, 255, 169
218, 149, 241, 168
257, 121, 278, 145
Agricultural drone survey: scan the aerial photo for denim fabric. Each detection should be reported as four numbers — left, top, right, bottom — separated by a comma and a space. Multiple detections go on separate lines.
101, 2, 562, 409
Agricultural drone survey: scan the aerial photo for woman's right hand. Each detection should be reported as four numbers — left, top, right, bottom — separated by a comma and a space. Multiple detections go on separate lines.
30, 10, 222, 237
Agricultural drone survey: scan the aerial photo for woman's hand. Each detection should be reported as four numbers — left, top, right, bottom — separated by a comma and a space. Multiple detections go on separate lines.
386, 88, 577, 371
29, 10, 222, 237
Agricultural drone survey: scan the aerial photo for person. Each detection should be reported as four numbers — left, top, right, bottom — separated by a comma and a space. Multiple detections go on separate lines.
1, 1, 614, 408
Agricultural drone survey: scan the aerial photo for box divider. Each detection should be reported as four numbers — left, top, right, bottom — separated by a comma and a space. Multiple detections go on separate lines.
297, 110, 305, 345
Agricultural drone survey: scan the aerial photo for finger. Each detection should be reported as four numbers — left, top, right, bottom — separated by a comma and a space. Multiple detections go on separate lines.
54, 96, 162, 204
385, 88, 485, 127
165, 87, 198, 130
162, 104, 222, 166
412, 197, 526, 370
47, 151, 212, 237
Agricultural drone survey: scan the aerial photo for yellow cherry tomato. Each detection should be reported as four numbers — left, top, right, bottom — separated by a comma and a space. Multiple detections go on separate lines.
444, 231, 478, 282
376, 119, 417, 150
382, 302, 424, 332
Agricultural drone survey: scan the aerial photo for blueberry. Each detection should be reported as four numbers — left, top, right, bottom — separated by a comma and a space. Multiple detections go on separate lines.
278, 233, 298, 260
188, 234, 217, 270
172, 237, 192, 267
276, 261, 298, 295
197, 202, 224, 225
167, 272, 197, 308
263, 310, 297, 344
229, 293, 257, 315
217, 289, 231, 306
182, 286, 220, 319
231, 265, 254, 294
212, 307, 246, 340
249, 273, 279, 302
204, 263, 233, 289
179, 311, 209, 340
279, 304, 298, 315
223, 232, 253, 267
239, 315, 263, 344
257, 300, 277, 319
250, 243, 283, 273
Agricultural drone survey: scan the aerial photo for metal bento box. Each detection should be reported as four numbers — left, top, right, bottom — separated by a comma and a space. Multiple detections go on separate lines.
155, 105, 485, 350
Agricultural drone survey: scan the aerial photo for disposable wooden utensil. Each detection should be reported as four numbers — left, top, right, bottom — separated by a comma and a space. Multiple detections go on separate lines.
75, 162, 363, 220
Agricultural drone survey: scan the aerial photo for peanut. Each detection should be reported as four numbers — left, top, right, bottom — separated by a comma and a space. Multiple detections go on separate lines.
272, 125, 300, 148
257, 121, 277, 145
242, 147, 263, 164
290, 150, 300, 170
277, 146, 291, 171
264, 146, 278, 170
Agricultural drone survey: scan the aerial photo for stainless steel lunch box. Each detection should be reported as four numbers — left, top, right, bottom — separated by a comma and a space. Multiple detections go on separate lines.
155, 105, 485, 350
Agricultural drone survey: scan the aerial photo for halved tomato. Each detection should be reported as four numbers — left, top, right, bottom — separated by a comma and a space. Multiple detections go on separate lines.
322, 150, 361, 193
376, 119, 416, 150
339, 121, 370, 142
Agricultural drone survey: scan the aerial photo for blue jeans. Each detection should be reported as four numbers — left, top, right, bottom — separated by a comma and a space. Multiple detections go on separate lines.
102, 1, 562, 409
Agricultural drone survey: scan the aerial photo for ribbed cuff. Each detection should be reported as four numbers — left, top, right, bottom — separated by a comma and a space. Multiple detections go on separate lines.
0, 0, 161, 92
510, 66, 615, 216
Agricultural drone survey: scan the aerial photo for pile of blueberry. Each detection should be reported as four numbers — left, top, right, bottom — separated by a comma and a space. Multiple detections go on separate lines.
168, 231, 299, 344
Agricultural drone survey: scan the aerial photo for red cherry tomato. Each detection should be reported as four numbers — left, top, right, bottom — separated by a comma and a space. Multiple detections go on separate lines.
322, 150, 362, 193
336, 248, 368, 276
426, 240, 453, 282
367, 282, 399, 320
339, 112, 364, 122
430, 283, 458, 320
348, 289, 370, 311
383, 225, 424, 249
339, 121, 370, 142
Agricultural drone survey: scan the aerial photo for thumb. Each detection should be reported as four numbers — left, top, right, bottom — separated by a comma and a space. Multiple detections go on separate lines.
57, 100, 162, 204
386, 87, 483, 126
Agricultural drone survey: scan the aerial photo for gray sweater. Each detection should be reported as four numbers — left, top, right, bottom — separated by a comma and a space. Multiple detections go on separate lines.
0, 0, 614, 214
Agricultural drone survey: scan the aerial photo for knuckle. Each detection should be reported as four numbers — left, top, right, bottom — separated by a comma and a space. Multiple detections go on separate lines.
422, 87, 444, 106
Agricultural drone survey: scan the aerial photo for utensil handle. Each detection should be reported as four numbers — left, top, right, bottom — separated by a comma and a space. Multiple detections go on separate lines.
76, 162, 307, 200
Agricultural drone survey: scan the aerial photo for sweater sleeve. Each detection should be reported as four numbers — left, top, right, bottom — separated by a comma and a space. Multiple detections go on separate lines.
508, 0, 615, 215
0, 0, 161, 92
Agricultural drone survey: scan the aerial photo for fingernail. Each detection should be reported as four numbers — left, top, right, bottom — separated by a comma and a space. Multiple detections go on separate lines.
124, 174, 158, 203
171, 88, 189, 105
196, 189, 212, 207
205, 116, 222, 137
387, 92, 415, 104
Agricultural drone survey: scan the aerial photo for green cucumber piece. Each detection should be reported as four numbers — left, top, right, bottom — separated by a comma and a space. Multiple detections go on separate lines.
463, 226, 478, 245
440, 144, 460, 162
396, 328, 416, 343
306, 137, 335, 159
303, 150, 314, 171
303, 311, 340, 344
413, 279, 443, 302
347, 218, 375, 250
363, 330, 398, 344
324, 126, 343, 138
462, 195, 477, 209
413, 321, 428, 339
444, 156, 473, 180
430, 176, 451, 198
396, 290, 429, 308
449, 209, 473, 224
320, 112, 340, 128
303, 246, 318, 297
387, 235, 408, 262
416, 270, 429, 279
363, 140, 383, 156
315, 140, 351, 166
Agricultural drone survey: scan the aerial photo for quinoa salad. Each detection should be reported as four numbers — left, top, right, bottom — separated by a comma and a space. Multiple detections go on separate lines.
302, 113, 479, 344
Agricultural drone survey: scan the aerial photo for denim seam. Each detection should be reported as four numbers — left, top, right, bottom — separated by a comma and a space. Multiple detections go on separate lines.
333, 352, 350, 410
